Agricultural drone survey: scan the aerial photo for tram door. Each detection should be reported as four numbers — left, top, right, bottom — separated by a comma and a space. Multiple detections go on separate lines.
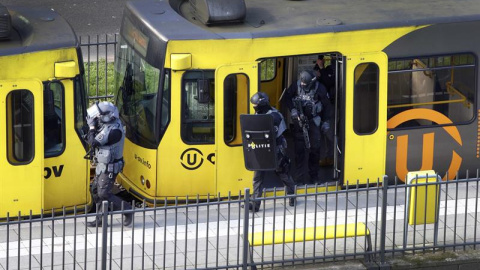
343, 53, 388, 185
215, 63, 257, 195
0, 80, 44, 216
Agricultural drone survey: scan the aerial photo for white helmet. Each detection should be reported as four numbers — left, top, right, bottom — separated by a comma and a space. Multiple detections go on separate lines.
87, 101, 119, 123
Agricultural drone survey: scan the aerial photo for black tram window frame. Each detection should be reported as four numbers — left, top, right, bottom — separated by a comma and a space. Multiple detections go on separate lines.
44, 80, 66, 158
387, 52, 477, 131
223, 73, 250, 146
74, 74, 88, 150
259, 58, 277, 82
6, 89, 35, 165
353, 62, 380, 135
180, 70, 216, 145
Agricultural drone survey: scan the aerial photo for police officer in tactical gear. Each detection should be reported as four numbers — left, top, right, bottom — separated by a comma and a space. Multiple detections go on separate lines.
85, 101, 133, 227
283, 70, 330, 184
248, 92, 296, 212
314, 56, 336, 166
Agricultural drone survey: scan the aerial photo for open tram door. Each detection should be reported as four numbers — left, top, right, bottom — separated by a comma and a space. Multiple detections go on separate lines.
343, 53, 388, 185
0, 80, 44, 217
215, 62, 258, 195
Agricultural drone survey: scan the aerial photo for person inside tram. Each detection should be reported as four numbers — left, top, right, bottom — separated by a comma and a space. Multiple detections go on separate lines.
283, 70, 330, 184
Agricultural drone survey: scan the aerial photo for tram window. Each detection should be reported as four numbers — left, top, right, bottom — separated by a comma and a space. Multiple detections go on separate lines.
74, 75, 88, 143
388, 53, 475, 128
7, 90, 34, 164
260, 59, 276, 81
181, 70, 215, 144
224, 74, 249, 145
44, 81, 65, 157
353, 63, 379, 134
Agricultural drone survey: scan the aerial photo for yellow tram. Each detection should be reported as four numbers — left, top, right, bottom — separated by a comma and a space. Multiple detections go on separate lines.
0, 4, 90, 218
114, 0, 480, 203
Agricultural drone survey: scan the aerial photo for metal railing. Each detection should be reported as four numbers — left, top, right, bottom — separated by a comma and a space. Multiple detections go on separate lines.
1, 173, 480, 269
79, 34, 118, 102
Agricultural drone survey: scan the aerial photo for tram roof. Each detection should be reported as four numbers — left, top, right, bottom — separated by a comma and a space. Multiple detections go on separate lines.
0, 6, 77, 57
127, 0, 480, 41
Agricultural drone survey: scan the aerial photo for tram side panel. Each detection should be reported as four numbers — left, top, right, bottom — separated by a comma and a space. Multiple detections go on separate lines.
384, 21, 480, 182
0, 48, 90, 215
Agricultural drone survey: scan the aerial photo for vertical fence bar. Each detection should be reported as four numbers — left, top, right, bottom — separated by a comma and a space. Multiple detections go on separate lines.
261, 189, 266, 269
142, 200, 147, 270
109, 205, 114, 270
101, 201, 109, 270
242, 189, 251, 270
163, 198, 167, 270
17, 211, 20, 269
475, 170, 479, 250
313, 184, 318, 263
152, 199, 157, 270
365, 180, 370, 259
29, 210, 33, 269
303, 187, 308, 263
227, 192, 231, 268
51, 210, 54, 270
120, 202, 125, 270
237, 191, 242, 267
195, 195, 199, 269
423, 175, 428, 252
323, 187, 328, 262
380, 176, 388, 264
185, 196, 189, 270
216, 193, 221, 269
374, 178, 380, 256
344, 184, 349, 260
73, 207, 77, 270
392, 177, 398, 256
444, 172, 449, 249
454, 173, 459, 251
206, 195, 210, 268
353, 181, 359, 258
463, 171, 469, 251
131, 202, 136, 270
62, 207, 66, 268
174, 197, 178, 270
272, 188, 277, 268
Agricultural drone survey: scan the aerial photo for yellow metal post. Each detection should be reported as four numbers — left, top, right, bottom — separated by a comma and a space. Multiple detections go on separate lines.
406, 170, 440, 225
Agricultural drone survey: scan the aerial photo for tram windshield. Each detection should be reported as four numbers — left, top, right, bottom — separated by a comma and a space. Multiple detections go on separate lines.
115, 36, 164, 149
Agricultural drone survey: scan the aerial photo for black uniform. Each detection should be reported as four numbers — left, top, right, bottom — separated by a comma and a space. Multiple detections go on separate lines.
248, 92, 296, 212
314, 63, 336, 164
283, 71, 330, 184
252, 107, 296, 210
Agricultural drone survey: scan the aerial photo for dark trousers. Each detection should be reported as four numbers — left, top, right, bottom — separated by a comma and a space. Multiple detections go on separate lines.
320, 122, 334, 160
293, 119, 322, 184
91, 172, 132, 219
252, 170, 296, 209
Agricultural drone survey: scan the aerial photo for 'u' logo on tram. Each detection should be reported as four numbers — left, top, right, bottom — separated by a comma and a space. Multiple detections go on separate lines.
387, 108, 463, 181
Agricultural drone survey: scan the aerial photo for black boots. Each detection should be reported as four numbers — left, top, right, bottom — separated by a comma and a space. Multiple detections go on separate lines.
123, 214, 133, 227
87, 219, 103, 227
87, 214, 133, 227
289, 198, 296, 207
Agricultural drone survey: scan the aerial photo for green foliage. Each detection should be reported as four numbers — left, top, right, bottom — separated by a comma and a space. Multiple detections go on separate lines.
84, 59, 116, 104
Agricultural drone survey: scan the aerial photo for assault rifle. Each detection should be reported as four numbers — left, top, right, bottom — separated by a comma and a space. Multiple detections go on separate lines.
292, 98, 311, 149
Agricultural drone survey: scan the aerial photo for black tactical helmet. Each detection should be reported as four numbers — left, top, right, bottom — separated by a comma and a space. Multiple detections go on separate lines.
250, 92, 270, 107
300, 70, 314, 85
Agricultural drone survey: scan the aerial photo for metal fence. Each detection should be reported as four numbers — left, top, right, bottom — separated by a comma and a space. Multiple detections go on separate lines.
79, 34, 118, 102
1, 173, 480, 269
8, 37, 474, 269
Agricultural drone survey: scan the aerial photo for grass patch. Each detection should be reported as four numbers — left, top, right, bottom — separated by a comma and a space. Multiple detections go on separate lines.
84, 59, 116, 104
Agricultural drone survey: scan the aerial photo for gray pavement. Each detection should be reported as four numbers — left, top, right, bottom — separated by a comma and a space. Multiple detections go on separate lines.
1, 181, 480, 269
